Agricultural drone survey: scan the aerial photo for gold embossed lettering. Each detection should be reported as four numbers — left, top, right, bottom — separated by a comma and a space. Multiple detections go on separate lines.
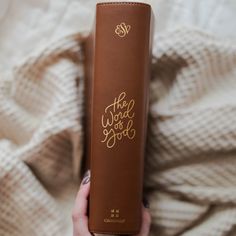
101, 92, 136, 148
115, 22, 131, 37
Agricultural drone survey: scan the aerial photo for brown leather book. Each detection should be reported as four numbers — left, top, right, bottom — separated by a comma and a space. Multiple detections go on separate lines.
84, 2, 153, 235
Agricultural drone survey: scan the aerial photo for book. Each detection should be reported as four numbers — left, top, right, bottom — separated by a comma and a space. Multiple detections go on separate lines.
84, 2, 153, 234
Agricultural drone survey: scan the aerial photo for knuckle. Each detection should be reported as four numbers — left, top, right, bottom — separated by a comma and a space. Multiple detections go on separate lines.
144, 211, 152, 226
72, 210, 81, 222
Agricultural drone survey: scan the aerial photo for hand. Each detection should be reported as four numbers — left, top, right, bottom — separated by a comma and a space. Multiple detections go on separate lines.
72, 170, 151, 236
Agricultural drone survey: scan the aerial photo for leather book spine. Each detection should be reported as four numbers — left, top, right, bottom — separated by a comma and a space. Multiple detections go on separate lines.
83, 28, 95, 175
88, 2, 153, 235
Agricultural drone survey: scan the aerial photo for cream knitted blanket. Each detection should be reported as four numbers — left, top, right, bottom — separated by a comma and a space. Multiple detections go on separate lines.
1, 27, 236, 236
1, 1, 236, 236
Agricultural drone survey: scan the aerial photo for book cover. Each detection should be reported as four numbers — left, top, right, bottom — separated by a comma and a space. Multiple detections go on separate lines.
84, 2, 154, 234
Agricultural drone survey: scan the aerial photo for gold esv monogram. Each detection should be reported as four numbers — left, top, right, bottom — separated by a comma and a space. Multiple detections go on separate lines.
115, 22, 131, 37
101, 92, 136, 148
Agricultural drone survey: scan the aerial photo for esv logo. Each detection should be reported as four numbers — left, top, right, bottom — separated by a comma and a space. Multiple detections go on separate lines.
115, 22, 131, 38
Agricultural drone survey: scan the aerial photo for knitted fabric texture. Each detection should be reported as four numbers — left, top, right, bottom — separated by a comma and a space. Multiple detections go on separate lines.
0, 28, 236, 236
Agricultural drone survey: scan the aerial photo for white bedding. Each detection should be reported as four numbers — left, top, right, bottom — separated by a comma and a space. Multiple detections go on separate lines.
1, 0, 236, 72
0, 1, 236, 236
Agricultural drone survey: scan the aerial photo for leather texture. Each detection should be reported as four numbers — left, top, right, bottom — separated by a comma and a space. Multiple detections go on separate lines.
83, 25, 94, 175
85, 2, 153, 234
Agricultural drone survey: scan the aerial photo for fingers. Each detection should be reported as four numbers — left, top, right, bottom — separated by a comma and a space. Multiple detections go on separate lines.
72, 170, 91, 236
72, 170, 151, 236
135, 205, 151, 236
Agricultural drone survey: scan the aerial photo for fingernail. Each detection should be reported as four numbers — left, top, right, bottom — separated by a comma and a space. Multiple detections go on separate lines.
81, 170, 90, 185
143, 197, 150, 209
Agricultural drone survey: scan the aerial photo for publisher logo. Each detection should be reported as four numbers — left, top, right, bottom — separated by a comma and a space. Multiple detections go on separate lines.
104, 209, 125, 223
115, 22, 131, 37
